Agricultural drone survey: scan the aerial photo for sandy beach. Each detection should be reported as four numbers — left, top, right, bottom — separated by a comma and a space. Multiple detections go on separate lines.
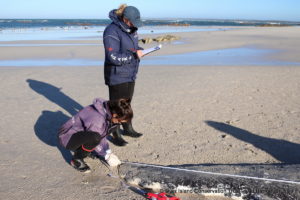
1, 27, 300, 200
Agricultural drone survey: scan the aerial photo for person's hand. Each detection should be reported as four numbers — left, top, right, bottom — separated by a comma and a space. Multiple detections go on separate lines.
105, 153, 121, 167
136, 50, 144, 59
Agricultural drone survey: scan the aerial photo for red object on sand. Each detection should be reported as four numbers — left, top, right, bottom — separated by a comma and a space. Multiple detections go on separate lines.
146, 192, 180, 200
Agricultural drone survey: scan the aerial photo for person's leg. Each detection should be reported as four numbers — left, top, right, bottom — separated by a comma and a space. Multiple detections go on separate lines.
121, 82, 143, 137
66, 131, 101, 172
108, 82, 131, 146
109, 82, 132, 100
122, 121, 142, 137
127, 81, 135, 101
66, 131, 101, 151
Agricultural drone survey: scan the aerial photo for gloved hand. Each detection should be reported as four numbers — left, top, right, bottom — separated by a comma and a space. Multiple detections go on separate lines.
105, 153, 121, 167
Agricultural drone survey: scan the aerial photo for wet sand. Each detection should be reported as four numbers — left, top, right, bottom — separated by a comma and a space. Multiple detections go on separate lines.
0, 27, 300, 200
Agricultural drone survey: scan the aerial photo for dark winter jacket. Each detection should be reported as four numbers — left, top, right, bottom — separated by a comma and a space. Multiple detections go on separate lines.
58, 98, 114, 157
103, 9, 143, 86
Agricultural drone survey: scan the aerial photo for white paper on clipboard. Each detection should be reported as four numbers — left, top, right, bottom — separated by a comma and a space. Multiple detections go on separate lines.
142, 44, 162, 56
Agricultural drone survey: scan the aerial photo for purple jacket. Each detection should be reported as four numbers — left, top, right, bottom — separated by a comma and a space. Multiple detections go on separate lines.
58, 98, 112, 157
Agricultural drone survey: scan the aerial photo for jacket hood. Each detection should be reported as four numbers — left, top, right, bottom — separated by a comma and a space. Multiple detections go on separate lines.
92, 98, 112, 120
108, 9, 136, 33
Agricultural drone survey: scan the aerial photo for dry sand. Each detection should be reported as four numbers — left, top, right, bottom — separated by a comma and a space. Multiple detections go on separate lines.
0, 27, 300, 200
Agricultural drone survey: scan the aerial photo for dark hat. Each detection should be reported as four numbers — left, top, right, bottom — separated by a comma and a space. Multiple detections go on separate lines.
123, 6, 142, 28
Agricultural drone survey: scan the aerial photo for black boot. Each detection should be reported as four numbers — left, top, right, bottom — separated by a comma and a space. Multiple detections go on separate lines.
122, 122, 143, 138
111, 125, 128, 146
70, 147, 91, 173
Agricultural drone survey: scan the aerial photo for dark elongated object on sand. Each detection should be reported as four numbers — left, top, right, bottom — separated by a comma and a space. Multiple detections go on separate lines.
119, 162, 300, 200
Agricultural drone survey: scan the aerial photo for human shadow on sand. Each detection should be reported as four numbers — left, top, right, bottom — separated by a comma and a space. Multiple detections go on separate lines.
205, 120, 300, 164
27, 79, 83, 116
27, 79, 84, 163
34, 110, 72, 162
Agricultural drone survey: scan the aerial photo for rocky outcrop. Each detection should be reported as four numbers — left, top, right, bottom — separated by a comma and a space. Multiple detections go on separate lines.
164, 23, 190, 26
139, 35, 181, 44
256, 24, 292, 27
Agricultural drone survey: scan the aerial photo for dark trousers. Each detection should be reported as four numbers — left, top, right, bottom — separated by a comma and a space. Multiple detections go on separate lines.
108, 82, 135, 101
66, 131, 101, 151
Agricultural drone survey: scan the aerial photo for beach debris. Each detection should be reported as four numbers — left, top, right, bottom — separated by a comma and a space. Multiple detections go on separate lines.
225, 120, 234, 124
146, 192, 180, 200
81, 180, 89, 185
140, 35, 181, 44
225, 119, 240, 124
125, 178, 181, 200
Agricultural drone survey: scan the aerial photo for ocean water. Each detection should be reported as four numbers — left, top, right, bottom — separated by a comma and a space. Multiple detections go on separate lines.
0, 19, 299, 41
0, 19, 299, 29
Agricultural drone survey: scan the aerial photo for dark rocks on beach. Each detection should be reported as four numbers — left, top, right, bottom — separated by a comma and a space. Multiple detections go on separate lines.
18, 20, 32, 23
140, 38, 153, 44
65, 22, 93, 26
164, 23, 190, 26
256, 24, 292, 27
64, 22, 108, 26
139, 35, 181, 44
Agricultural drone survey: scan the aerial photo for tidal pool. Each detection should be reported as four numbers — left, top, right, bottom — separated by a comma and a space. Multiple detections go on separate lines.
141, 47, 300, 66
1, 47, 299, 67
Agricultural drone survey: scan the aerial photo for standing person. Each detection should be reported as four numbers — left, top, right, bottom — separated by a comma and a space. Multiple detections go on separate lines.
103, 4, 144, 146
58, 98, 132, 173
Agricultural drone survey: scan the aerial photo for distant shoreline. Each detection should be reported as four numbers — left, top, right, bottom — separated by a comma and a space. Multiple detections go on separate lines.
1, 18, 299, 29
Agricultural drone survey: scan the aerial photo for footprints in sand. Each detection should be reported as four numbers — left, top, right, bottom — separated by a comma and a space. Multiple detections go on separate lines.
220, 133, 258, 155
217, 121, 259, 156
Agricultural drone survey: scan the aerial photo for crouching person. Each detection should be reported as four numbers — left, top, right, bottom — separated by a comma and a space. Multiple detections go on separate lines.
58, 98, 132, 173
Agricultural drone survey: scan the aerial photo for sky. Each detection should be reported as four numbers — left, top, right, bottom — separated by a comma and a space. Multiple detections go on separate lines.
1, 0, 300, 21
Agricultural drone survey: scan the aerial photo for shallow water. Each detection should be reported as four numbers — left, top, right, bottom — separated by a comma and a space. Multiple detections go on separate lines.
0, 58, 102, 67
142, 47, 300, 66
0, 47, 299, 67
0, 43, 101, 47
